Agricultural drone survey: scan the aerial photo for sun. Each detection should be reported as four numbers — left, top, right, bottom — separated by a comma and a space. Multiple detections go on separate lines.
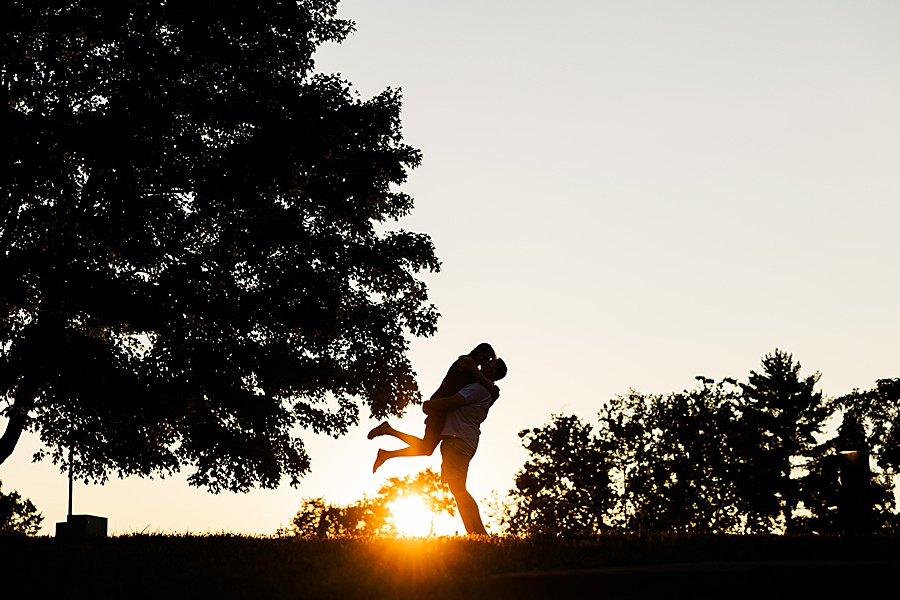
388, 495, 435, 537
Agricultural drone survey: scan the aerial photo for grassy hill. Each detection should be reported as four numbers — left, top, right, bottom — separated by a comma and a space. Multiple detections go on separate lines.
4, 533, 899, 599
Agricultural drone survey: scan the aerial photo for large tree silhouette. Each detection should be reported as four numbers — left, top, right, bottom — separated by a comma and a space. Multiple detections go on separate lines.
738, 350, 831, 532
1, 1, 439, 492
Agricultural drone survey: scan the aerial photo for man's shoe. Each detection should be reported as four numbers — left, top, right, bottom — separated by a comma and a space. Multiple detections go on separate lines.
367, 422, 391, 440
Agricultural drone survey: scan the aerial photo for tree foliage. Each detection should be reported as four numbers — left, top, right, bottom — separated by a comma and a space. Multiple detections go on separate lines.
597, 378, 747, 533
503, 414, 612, 537
285, 496, 392, 538
796, 410, 899, 534
821, 378, 900, 532
1, 1, 439, 492
502, 351, 900, 536
375, 467, 457, 518
837, 378, 900, 478
285, 468, 454, 538
0, 480, 43, 536
738, 350, 831, 532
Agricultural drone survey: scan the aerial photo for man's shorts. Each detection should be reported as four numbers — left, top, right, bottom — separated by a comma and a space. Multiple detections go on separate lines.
439, 437, 476, 483
421, 412, 447, 455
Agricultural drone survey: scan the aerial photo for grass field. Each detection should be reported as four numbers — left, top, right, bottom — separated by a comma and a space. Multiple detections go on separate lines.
4, 533, 899, 599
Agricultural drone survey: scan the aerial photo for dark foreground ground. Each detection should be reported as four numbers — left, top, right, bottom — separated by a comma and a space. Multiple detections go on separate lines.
3, 534, 898, 599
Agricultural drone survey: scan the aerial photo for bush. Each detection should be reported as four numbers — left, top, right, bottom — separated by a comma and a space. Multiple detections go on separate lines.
0, 480, 43, 536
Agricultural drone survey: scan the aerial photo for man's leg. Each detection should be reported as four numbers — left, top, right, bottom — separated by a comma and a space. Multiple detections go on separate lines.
447, 478, 487, 535
440, 438, 487, 535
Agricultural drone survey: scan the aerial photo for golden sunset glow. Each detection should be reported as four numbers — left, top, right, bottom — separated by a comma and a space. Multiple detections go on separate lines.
388, 496, 435, 537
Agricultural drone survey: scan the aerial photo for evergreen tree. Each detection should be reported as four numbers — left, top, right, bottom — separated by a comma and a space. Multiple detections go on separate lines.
738, 350, 831, 532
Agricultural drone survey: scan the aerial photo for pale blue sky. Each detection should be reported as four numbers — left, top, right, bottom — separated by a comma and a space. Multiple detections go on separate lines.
4, 0, 899, 535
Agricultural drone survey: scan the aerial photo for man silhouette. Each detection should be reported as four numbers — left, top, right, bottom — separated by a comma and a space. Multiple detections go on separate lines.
423, 357, 507, 535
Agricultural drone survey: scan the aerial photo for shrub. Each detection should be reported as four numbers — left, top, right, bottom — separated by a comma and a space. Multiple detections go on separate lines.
0, 481, 43, 536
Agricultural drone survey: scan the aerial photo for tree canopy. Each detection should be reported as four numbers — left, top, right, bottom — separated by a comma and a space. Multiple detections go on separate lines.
501, 351, 900, 536
597, 377, 747, 533
502, 414, 612, 537
1, 1, 439, 492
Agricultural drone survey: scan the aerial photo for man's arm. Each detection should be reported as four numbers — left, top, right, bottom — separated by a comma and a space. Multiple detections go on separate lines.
456, 356, 500, 399
424, 382, 496, 414
422, 392, 468, 415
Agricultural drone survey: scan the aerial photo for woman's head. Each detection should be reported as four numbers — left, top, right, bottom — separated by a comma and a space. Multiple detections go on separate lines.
468, 342, 496, 364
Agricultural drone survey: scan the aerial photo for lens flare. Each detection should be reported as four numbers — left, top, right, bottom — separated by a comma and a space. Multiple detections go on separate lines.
388, 495, 434, 537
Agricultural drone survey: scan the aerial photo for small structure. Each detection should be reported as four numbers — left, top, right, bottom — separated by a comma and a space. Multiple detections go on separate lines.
56, 514, 108, 539
55, 448, 108, 539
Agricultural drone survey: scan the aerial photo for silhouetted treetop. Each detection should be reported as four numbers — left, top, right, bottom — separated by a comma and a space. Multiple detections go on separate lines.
500, 352, 900, 536
503, 414, 612, 537
1, 1, 439, 493
838, 378, 900, 472
739, 350, 830, 532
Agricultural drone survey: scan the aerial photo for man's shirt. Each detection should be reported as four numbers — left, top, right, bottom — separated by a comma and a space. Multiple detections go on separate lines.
440, 382, 495, 452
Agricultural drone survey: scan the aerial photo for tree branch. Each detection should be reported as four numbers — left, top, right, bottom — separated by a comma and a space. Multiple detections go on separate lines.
0, 394, 33, 466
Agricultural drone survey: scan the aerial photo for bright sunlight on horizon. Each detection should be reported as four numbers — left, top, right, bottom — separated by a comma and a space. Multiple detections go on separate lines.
389, 496, 451, 537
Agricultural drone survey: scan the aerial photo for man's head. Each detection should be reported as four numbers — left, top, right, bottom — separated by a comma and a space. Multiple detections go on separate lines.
469, 342, 496, 365
481, 357, 508, 382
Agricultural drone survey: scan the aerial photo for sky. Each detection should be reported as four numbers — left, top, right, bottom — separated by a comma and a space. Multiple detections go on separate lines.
3, 0, 899, 536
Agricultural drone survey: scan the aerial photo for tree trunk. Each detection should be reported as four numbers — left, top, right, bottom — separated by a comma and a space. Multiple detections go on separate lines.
0, 393, 34, 466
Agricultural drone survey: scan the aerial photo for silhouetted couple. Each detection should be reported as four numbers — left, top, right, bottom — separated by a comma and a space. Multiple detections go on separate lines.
368, 343, 507, 536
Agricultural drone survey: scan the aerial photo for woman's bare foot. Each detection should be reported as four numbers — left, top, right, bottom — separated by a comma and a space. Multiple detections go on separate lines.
373, 448, 388, 473
367, 422, 392, 440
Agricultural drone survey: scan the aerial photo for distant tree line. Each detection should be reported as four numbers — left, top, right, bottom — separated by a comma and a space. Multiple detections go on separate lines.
282, 468, 454, 538
498, 350, 900, 536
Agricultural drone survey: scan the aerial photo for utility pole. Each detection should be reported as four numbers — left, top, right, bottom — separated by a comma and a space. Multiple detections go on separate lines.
68, 446, 73, 517
56, 444, 108, 538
